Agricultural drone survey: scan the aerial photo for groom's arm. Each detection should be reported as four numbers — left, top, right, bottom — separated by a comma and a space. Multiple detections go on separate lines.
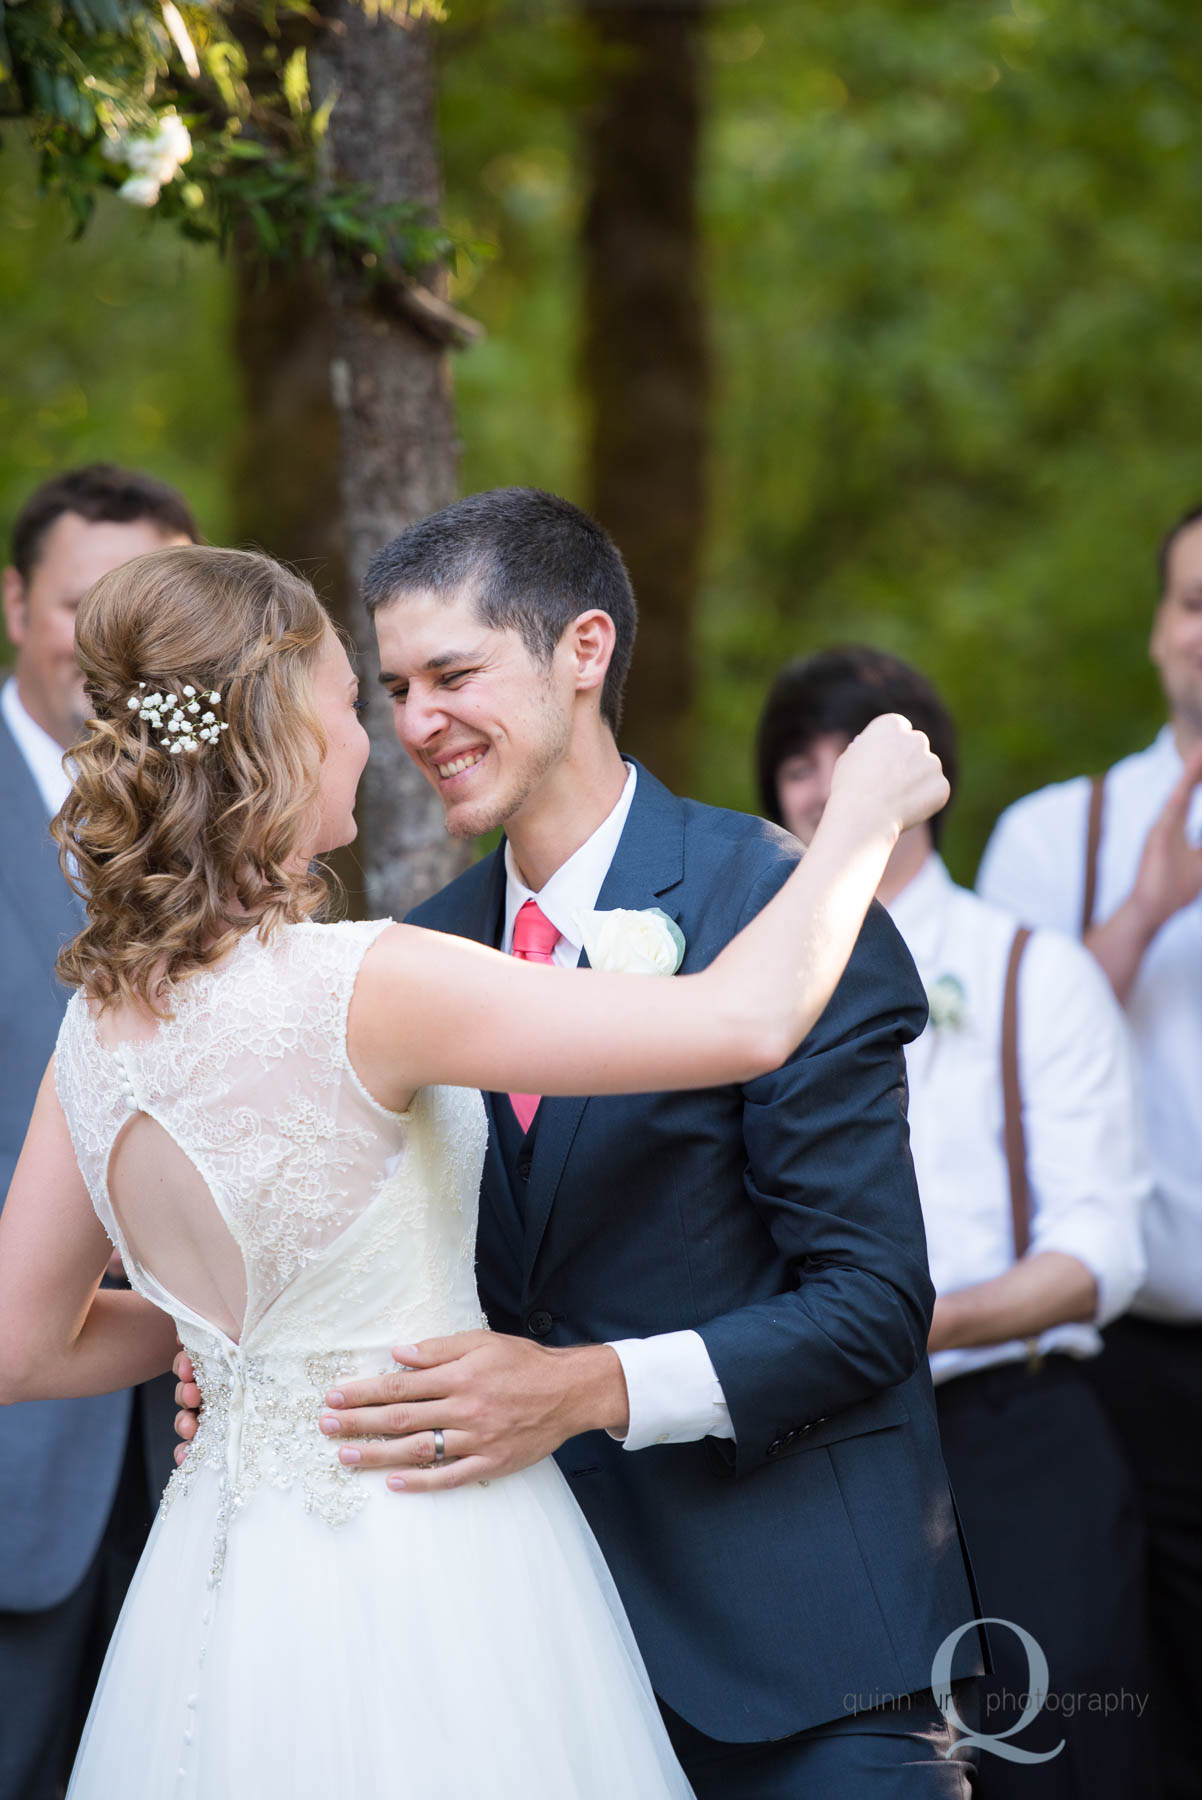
694, 877, 934, 1477
608, 880, 931, 1462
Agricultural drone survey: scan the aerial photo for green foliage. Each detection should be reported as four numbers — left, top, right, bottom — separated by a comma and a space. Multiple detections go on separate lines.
696, 0, 1202, 876
0, 134, 234, 654
4, 0, 1200, 885
0, 0, 451, 273
439, 0, 589, 495
441, 0, 1202, 878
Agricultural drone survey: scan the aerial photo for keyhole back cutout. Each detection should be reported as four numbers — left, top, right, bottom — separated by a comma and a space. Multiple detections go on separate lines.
106, 1111, 248, 1343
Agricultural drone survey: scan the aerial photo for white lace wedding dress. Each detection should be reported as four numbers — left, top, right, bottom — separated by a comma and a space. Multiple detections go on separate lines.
55, 919, 692, 1798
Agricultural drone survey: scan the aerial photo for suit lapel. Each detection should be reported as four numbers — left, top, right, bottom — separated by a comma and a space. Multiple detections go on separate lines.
0, 710, 82, 962
520, 763, 686, 1292
471, 845, 508, 951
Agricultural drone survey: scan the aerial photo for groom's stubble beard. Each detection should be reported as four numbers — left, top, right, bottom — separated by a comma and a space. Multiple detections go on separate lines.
439, 684, 574, 842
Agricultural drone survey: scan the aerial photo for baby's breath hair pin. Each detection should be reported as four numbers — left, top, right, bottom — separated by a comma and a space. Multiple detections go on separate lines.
126, 682, 229, 755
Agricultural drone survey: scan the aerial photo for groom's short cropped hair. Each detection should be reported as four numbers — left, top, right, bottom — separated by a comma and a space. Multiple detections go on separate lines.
363, 488, 638, 734
10, 463, 200, 581
757, 645, 958, 847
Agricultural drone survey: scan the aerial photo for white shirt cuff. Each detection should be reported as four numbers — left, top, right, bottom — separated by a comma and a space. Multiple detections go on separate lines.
605, 1329, 735, 1452
1033, 1227, 1145, 1331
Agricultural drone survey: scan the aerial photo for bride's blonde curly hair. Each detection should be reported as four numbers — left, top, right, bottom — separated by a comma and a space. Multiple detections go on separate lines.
54, 545, 336, 1014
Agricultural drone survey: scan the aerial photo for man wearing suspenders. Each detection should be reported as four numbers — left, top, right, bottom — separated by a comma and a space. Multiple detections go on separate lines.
978, 504, 1202, 1800
757, 646, 1151, 1799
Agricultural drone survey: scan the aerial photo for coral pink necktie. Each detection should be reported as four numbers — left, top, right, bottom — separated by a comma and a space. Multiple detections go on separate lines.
509, 899, 562, 1133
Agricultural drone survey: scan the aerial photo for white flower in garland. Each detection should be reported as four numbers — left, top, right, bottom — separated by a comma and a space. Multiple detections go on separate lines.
116, 174, 163, 209
128, 682, 228, 755
104, 111, 193, 209
576, 906, 685, 976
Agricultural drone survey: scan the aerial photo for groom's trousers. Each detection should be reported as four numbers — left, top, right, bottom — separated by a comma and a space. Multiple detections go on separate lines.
662, 1684, 980, 1798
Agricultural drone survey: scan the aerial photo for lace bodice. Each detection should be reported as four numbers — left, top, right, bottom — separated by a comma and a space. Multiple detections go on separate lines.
54, 921, 488, 1566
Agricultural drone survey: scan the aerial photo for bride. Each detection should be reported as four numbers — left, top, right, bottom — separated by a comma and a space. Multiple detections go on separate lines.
0, 545, 946, 1799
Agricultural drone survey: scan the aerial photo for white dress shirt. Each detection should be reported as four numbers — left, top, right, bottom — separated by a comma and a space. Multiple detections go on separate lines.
501, 763, 639, 965
503, 762, 734, 1451
888, 856, 1148, 1385
978, 729, 1202, 1322
1, 679, 72, 818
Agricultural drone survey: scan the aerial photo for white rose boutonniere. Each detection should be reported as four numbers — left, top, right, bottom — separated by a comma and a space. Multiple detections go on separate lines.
926, 973, 967, 1032
576, 906, 686, 976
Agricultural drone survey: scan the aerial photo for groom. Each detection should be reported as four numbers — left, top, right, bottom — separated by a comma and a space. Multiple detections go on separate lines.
185, 489, 981, 1790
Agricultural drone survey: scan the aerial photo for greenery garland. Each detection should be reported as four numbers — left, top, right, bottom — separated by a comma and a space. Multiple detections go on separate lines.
0, 0, 462, 277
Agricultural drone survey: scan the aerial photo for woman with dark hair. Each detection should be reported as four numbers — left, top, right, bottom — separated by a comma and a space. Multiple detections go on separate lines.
756, 645, 960, 848
0, 551, 946, 1800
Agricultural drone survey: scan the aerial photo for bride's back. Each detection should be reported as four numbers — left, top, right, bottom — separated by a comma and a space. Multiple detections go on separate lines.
56, 920, 409, 1345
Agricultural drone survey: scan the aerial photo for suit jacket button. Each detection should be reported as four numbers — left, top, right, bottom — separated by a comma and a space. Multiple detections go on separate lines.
766, 1439, 782, 1458
516, 1153, 532, 1181
527, 1310, 553, 1338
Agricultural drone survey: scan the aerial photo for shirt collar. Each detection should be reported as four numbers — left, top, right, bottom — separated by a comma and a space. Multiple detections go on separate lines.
884, 851, 954, 972
1, 678, 73, 818
1151, 716, 1194, 781
1146, 725, 1202, 836
1151, 722, 1185, 773
502, 762, 638, 956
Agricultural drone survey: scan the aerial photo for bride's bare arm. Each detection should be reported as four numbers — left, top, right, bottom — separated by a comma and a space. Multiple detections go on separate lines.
0, 1067, 179, 1405
350, 715, 948, 1112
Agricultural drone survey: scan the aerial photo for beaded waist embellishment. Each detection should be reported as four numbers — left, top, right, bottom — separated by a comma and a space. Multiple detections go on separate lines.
163, 1346, 372, 1585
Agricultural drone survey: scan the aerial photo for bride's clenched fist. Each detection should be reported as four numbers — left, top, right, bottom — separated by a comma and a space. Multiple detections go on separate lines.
829, 712, 950, 840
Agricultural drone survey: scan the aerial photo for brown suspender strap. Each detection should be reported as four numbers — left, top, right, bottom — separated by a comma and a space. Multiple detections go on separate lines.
1080, 773, 1106, 937
1001, 925, 1034, 1259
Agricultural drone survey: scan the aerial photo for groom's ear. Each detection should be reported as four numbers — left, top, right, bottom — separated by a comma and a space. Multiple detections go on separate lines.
567, 609, 617, 700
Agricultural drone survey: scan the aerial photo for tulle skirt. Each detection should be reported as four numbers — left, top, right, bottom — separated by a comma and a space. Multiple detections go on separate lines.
67, 1456, 693, 1798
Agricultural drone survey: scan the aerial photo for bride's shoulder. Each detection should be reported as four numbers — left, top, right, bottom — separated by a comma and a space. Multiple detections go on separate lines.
283, 917, 397, 972
290, 916, 396, 942
54, 984, 92, 1056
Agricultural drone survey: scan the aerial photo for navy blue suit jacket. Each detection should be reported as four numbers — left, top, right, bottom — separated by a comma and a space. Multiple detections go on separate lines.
408, 762, 979, 1741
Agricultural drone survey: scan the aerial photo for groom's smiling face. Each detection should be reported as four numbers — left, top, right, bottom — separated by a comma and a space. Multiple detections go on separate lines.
374, 584, 574, 839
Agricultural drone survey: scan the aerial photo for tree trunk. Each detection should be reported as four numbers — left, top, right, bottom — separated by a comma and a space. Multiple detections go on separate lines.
231, 249, 347, 618
230, 245, 372, 912
311, 4, 470, 918
579, 0, 709, 793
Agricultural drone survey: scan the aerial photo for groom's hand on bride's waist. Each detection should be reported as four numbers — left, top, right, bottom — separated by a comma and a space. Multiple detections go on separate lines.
315, 1332, 631, 1491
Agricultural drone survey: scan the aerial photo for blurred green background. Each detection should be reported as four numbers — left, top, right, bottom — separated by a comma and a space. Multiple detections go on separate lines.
4, 0, 1200, 883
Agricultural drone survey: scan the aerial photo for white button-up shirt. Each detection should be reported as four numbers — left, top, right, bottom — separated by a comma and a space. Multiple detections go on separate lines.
502, 763, 733, 1451
888, 856, 1148, 1385
501, 764, 638, 964
1, 679, 72, 818
978, 729, 1202, 1322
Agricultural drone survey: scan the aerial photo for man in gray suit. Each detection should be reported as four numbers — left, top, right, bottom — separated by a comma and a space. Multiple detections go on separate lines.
0, 466, 197, 1800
